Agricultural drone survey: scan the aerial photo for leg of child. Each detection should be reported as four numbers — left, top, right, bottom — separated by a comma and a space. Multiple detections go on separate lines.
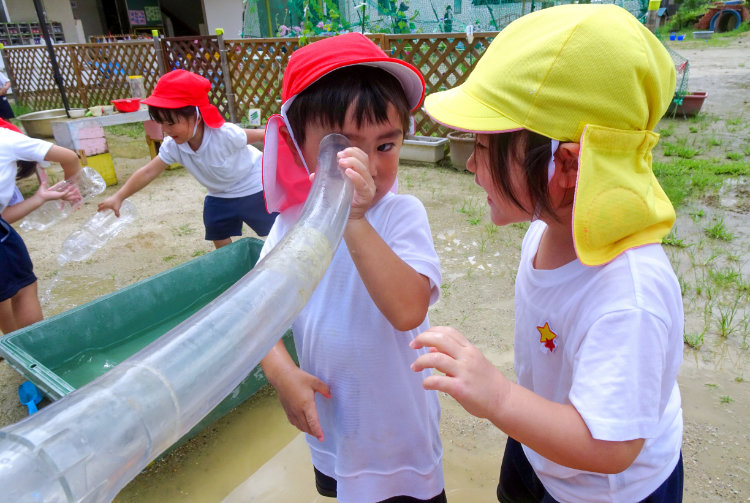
213, 238, 232, 249
10, 282, 43, 330
0, 299, 15, 334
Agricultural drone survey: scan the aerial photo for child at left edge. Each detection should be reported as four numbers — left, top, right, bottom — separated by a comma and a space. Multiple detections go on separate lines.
1, 119, 81, 334
98, 69, 277, 248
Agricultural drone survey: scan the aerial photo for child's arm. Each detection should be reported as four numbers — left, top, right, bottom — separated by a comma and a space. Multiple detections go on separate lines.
338, 148, 432, 331
244, 128, 264, 145
98, 156, 168, 217
44, 145, 82, 180
410, 326, 644, 474
260, 340, 331, 441
2, 181, 77, 223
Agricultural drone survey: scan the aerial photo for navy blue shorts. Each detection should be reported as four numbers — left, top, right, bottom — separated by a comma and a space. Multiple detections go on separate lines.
497, 437, 683, 503
203, 192, 278, 241
0, 217, 37, 302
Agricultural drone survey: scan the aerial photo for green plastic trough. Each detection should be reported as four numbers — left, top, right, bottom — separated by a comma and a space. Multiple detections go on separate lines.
0, 237, 295, 452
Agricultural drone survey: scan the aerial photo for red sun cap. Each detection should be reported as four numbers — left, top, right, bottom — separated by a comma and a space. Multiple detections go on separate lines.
262, 33, 425, 214
282, 32, 424, 111
142, 69, 225, 128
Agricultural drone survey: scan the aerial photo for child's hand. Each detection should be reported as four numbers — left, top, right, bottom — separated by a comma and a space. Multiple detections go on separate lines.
410, 326, 511, 421
273, 366, 331, 442
98, 195, 123, 217
338, 147, 375, 220
36, 181, 75, 203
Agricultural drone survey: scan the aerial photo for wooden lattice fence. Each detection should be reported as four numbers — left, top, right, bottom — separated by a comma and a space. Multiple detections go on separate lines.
2, 32, 496, 136
386, 33, 496, 136
159, 35, 235, 121
2, 41, 161, 110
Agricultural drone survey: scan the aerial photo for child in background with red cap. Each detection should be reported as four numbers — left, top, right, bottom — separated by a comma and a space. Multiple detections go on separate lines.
1, 121, 82, 334
258, 33, 445, 502
98, 69, 277, 248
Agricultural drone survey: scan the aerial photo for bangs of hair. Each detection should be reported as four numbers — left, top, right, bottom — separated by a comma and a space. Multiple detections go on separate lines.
287, 66, 410, 145
488, 130, 556, 219
16, 160, 37, 180
148, 105, 196, 124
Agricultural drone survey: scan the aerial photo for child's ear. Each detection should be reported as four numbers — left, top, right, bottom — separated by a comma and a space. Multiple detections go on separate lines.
553, 142, 580, 190
278, 125, 305, 167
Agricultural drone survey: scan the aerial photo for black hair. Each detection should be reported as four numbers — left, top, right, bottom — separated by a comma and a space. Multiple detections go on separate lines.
16, 160, 37, 180
148, 104, 196, 125
488, 130, 558, 220
286, 65, 411, 146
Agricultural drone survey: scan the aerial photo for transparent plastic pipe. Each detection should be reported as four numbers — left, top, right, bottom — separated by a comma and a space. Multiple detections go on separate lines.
0, 134, 353, 502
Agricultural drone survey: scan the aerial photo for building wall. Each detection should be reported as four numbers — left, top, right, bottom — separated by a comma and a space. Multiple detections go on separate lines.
5, 0, 82, 43
70, 0, 105, 42
202, 0, 244, 39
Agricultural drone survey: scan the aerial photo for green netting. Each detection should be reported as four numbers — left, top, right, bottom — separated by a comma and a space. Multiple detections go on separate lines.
241, 0, 649, 38
656, 31, 691, 97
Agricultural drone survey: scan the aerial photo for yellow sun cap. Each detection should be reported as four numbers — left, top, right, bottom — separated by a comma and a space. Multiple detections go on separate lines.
424, 4, 675, 139
424, 4, 677, 266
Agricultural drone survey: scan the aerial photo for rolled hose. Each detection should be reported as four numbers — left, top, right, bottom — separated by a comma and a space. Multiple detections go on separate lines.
0, 133, 353, 502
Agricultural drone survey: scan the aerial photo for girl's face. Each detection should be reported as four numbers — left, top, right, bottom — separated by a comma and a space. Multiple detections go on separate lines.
160, 114, 198, 145
468, 133, 533, 226
299, 103, 403, 206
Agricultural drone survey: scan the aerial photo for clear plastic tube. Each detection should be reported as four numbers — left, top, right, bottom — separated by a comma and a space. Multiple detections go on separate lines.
0, 134, 353, 502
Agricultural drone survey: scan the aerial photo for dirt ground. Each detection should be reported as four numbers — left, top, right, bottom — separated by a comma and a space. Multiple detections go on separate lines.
1, 35, 749, 502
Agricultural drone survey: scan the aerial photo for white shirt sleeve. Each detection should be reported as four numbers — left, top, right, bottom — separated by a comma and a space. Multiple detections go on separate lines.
221, 122, 249, 150
569, 309, 672, 441
156, 136, 178, 165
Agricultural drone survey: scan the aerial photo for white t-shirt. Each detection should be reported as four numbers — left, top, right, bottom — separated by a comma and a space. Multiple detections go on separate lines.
0, 129, 52, 212
158, 122, 262, 198
260, 192, 444, 502
514, 220, 683, 503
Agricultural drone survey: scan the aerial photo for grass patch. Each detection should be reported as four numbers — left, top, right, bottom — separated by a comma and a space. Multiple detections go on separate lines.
105, 123, 145, 139
703, 218, 734, 241
11, 102, 33, 116
662, 230, 688, 248
653, 158, 750, 208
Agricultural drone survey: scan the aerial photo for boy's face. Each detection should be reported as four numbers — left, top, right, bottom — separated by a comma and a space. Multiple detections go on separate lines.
298, 103, 404, 206
159, 114, 198, 145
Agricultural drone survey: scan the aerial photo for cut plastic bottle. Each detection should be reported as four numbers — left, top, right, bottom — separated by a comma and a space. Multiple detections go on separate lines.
57, 199, 137, 265
20, 167, 107, 231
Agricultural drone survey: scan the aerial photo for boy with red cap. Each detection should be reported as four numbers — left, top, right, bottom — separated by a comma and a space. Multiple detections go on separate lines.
1, 119, 82, 334
98, 69, 276, 248
258, 33, 445, 502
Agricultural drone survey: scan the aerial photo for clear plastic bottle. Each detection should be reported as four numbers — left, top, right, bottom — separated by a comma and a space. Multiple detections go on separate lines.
20, 167, 107, 231
57, 199, 137, 265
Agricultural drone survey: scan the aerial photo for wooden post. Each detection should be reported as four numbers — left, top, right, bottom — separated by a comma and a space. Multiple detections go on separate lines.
646, 0, 661, 32
216, 29, 238, 124
152, 30, 166, 76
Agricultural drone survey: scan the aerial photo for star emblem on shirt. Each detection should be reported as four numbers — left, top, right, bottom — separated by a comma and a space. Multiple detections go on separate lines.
537, 322, 558, 353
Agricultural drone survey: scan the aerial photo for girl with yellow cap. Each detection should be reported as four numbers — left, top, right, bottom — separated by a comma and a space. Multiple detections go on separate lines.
410, 4, 684, 502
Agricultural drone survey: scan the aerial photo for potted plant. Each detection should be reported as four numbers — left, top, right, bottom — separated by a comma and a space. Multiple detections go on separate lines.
667, 91, 708, 117
399, 135, 449, 163
447, 131, 475, 171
